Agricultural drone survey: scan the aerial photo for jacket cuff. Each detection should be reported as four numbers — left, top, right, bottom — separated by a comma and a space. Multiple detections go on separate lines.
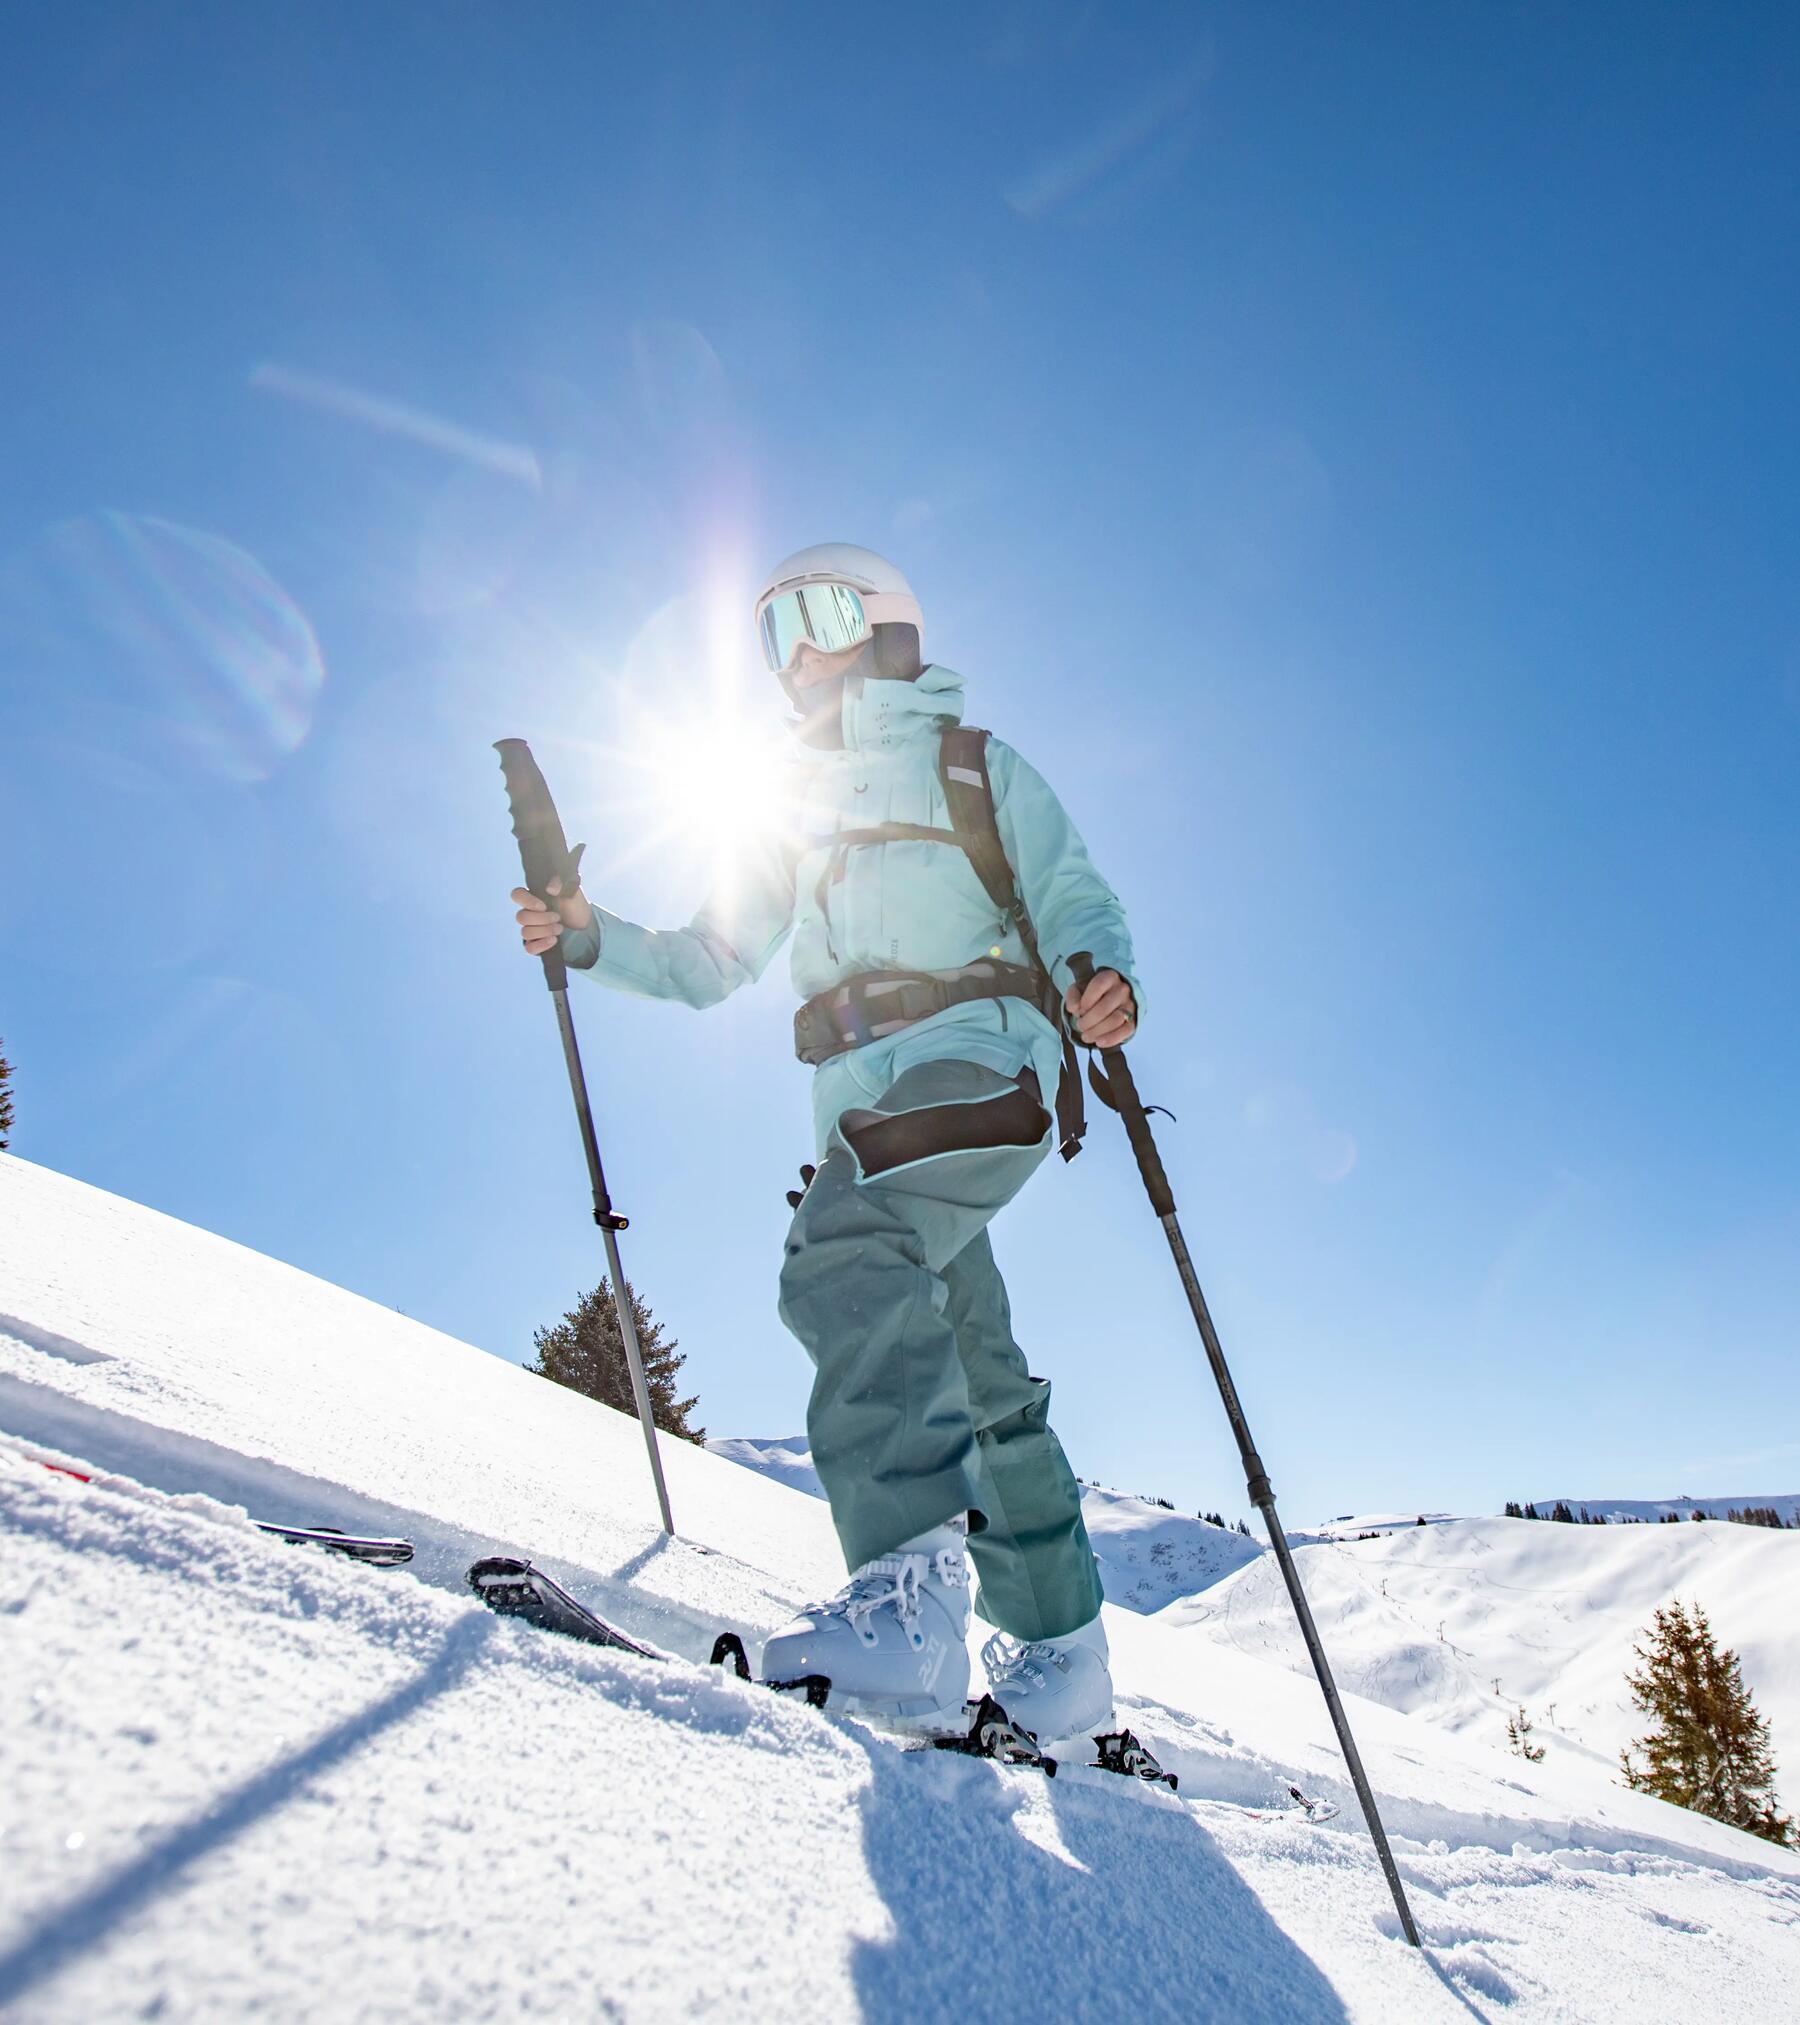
560, 917, 602, 970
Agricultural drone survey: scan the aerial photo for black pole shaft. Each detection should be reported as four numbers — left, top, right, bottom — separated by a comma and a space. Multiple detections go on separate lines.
494, 737, 676, 1541
1071, 959, 1420, 1947
550, 985, 676, 1538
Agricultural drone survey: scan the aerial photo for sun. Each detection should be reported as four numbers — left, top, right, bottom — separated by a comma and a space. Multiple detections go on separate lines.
577, 685, 795, 904
651, 713, 792, 865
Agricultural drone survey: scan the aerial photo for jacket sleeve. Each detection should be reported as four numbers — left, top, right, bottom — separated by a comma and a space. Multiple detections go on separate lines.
988, 740, 1143, 1018
560, 831, 798, 1009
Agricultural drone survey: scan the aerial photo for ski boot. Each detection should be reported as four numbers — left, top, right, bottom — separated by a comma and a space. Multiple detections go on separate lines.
757, 1521, 971, 1722
978, 1614, 1114, 1744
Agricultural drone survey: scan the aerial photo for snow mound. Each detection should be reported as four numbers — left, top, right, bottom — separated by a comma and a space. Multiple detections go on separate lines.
710, 1435, 1265, 1613
1175, 1514, 1800, 1791
4, 1152, 1799, 2022
707, 1433, 828, 1500
1079, 1483, 1264, 1610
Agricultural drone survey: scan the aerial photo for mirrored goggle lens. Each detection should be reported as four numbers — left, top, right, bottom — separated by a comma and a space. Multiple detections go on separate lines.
758, 582, 869, 670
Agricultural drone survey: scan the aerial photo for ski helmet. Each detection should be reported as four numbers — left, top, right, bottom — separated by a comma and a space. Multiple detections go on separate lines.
753, 543, 924, 674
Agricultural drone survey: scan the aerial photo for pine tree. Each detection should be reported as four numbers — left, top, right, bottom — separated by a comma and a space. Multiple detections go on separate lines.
1503, 1500, 1523, 1518
1619, 1599, 1792, 1845
1506, 1705, 1546, 1763
0, 1037, 13, 1151
1551, 1500, 1575, 1523
529, 1278, 704, 1442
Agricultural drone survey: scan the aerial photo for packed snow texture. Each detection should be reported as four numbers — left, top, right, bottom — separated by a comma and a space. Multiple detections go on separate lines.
710, 1435, 1266, 1612
3, 1152, 1799, 2022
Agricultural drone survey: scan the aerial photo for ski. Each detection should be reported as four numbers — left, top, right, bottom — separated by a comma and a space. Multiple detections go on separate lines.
257, 1522, 414, 1565
468, 1556, 661, 1658
27, 1459, 414, 1565
1235, 1783, 1341, 1825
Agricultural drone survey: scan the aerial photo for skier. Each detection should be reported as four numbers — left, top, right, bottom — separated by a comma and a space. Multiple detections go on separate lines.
510, 544, 1140, 1742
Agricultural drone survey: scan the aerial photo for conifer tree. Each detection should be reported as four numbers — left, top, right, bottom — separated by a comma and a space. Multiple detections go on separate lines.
1619, 1599, 1792, 1844
1506, 1705, 1546, 1763
529, 1278, 704, 1442
0, 1036, 13, 1150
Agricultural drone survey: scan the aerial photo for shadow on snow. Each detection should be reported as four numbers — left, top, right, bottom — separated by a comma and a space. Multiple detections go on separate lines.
0, 1616, 495, 2012
851, 1738, 1352, 2025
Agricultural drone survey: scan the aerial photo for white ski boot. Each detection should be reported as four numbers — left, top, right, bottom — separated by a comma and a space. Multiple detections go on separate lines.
980, 1614, 1114, 1743
759, 1521, 971, 1721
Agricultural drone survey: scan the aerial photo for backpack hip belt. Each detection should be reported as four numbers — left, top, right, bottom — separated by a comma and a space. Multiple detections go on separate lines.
793, 960, 1058, 1067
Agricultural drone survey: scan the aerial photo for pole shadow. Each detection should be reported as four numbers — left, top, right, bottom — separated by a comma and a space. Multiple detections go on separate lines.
0, 1614, 494, 2011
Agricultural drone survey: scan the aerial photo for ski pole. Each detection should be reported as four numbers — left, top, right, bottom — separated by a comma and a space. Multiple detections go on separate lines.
495, 738, 675, 1538
1069, 953, 1420, 1948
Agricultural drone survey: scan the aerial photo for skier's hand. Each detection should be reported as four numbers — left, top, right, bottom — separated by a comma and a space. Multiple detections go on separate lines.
513, 875, 593, 956
1066, 968, 1136, 1050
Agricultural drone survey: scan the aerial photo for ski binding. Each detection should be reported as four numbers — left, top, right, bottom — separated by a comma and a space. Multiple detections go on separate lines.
932, 1694, 1058, 1775
468, 1556, 659, 1658
1092, 1727, 1178, 1790
707, 1631, 831, 1708
709, 1636, 1055, 1771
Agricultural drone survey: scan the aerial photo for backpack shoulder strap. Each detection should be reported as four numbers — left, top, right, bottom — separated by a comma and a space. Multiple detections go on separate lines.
938, 725, 1089, 1164
938, 725, 1020, 921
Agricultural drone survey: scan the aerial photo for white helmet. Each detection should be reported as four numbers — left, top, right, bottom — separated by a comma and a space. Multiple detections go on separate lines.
753, 542, 923, 671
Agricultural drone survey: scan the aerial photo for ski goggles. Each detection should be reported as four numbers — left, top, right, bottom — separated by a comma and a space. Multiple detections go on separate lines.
757, 581, 872, 672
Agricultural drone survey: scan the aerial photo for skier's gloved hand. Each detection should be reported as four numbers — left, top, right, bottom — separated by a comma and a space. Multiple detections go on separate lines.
512, 858, 593, 957
1064, 967, 1137, 1050
785, 1163, 818, 1211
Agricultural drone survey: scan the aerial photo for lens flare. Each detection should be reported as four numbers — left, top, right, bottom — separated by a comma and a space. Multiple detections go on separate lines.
0, 513, 323, 781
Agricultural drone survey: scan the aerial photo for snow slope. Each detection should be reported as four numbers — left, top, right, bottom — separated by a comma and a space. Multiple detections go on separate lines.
710, 1435, 1266, 1611
1176, 1515, 1800, 1792
3, 1152, 1799, 2022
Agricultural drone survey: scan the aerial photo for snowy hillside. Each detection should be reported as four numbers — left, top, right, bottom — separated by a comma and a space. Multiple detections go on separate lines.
1176, 1515, 1800, 1792
711, 1436, 1265, 1612
4, 1152, 1799, 2022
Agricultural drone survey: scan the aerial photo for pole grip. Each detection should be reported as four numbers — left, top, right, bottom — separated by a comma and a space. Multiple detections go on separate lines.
1069, 952, 1177, 1218
495, 738, 583, 993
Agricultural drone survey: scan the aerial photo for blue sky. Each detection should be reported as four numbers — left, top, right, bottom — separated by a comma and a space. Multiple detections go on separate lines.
3, 2, 1796, 1528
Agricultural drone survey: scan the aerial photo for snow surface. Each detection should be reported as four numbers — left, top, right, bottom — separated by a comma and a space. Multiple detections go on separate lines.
710, 1435, 1266, 1612
3, 1151, 1799, 2022
1175, 1513, 1800, 1795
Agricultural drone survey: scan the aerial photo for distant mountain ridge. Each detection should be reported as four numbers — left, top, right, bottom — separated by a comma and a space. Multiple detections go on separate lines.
1533, 1494, 1800, 1526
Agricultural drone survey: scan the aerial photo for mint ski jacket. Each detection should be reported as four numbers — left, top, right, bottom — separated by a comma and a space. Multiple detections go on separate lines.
561, 664, 1139, 1155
